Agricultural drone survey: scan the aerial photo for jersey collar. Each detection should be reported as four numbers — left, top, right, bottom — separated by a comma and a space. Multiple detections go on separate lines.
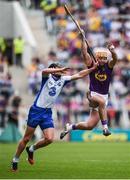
52, 75, 60, 81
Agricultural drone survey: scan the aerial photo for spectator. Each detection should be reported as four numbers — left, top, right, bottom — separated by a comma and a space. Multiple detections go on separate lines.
47, 50, 58, 65
13, 36, 24, 68
27, 57, 43, 95
40, 0, 57, 34
8, 95, 22, 127
0, 36, 6, 56
0, 91, 8, 128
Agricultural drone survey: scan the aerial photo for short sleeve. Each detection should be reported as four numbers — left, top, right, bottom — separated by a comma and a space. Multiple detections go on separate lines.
62, 75, 72, 86
62, 75, 72, 81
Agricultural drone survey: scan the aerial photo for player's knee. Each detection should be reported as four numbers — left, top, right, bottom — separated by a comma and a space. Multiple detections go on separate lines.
87, 125, 94, 130
87, 114, 99, 130
99, 99, 105, 107
23, 137, 30, 144
81, 122, 94, 130
45, 136, 54, 144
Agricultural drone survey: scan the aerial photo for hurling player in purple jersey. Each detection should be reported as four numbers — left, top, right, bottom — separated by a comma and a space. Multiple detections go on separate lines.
60, 32, 118, 139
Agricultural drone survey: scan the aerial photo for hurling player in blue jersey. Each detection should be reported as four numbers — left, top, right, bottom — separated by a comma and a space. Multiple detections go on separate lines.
11, 61, 98, 171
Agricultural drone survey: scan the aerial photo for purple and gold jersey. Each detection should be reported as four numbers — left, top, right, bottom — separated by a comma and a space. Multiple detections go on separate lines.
88, 62, 113, 95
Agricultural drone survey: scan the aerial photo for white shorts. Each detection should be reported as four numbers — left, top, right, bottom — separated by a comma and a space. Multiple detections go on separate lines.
90, 91, 108, 111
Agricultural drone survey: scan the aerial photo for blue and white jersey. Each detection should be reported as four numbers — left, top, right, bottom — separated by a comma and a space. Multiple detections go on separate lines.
34, 74, 71, 108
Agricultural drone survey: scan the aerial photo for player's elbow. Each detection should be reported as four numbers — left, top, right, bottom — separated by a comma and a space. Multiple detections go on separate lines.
73, 74, 82, 80
80, 73, 87, 79
42, 69, 48, 74
78, 75, 83, 79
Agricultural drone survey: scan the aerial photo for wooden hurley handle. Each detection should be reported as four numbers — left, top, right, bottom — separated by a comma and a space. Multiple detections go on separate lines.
64, 4, 97, 62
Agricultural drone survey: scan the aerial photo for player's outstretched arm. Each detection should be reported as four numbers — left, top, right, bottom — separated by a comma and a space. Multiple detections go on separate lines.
71, 62, 98, 81
42, 67, 70, 75
107, 43, 118, 68
81, 31, 92, 67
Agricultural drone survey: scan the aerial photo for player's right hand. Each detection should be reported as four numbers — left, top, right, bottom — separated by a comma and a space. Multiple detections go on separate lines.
93, 61, 99, 69
62, 67, 71, 71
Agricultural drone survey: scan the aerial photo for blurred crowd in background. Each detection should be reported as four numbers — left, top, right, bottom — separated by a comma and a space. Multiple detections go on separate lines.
34, 0, 130, 129
0, 0, 130, 136
0, 48, 22, 130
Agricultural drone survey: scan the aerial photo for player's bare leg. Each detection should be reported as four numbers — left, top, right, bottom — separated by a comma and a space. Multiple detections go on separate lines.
87, 94, 111, 136
98, 102, 111, 136
26, 128, 54, 165
11, 126, 35, 171
60, 110, 99, 139
34, 128, 54, 149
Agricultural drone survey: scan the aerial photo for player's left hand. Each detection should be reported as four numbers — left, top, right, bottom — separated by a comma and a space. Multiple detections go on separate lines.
107, 42, 115, 52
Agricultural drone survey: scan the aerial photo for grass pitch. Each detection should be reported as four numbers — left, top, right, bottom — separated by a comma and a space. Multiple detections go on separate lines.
0, 142, 130, 179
